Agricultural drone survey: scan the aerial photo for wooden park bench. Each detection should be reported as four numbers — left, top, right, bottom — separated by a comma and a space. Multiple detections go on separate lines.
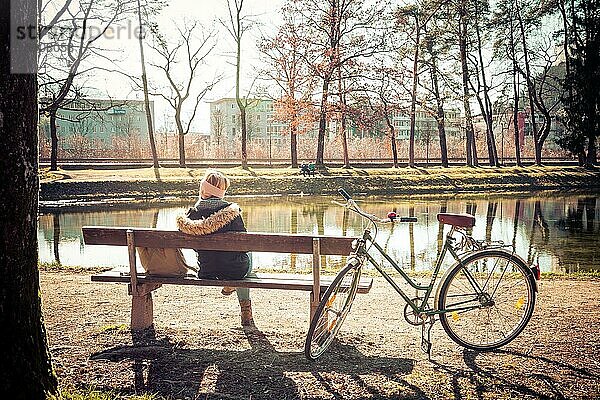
83, 227, 373, 331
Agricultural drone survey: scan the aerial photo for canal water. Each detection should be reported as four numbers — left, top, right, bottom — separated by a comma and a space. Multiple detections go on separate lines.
38, 192, 600, 273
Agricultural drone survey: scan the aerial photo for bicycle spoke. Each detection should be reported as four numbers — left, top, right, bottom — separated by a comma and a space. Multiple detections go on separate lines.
305, 262, 362, 360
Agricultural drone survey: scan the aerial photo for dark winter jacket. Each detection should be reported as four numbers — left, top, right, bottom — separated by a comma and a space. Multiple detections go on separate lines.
176, 198, 250, 280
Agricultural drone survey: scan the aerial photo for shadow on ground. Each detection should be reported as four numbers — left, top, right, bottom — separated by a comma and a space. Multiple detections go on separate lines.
428, 348, 599, 400
90, 325, 418, 399
90, 326, 600, 400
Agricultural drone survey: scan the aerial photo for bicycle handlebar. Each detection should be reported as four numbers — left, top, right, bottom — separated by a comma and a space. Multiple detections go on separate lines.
338, 188, 351, 201
398, 217, 418, 223
336, 188, 416, 224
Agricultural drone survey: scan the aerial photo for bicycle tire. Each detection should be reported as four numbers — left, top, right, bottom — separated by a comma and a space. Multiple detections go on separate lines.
304, 260, 362, 360
437, 249, 536, 351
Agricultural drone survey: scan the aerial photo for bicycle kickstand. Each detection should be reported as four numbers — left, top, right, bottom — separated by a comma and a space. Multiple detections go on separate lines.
420, 317, 435, 361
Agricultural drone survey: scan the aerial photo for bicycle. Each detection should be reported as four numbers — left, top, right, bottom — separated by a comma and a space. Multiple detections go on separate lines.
304, 189, 540, 360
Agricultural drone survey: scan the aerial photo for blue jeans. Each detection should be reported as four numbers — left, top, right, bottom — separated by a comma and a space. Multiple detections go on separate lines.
236, 254, 254, 302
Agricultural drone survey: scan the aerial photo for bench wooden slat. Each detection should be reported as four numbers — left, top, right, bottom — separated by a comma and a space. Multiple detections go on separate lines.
83, 226, 370, 331
91, 270, 373, 294
83, 227, 355, 255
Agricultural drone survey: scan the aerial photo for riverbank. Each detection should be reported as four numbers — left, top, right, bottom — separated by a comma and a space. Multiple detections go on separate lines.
42, 268, 600, 400
40, 165, 600, 201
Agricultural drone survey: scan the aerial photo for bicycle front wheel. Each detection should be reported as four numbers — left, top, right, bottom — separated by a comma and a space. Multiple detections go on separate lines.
304, 259, 362, 360
437, 249, 536, 351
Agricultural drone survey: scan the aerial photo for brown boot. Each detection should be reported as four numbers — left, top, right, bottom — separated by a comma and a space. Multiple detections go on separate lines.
221, 286, 236, 296
239, 300, 254, 326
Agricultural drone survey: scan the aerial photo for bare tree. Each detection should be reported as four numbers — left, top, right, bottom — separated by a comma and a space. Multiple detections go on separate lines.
468, 0, 499, 166
291, 0, 387, 168
363, 64, 407, 168
397, 0, 445, 167
211, 108, 226, 148
135, 0, 160, 168
514, 10, 563, 166
457, 0, 479, 166
529, 40, 563, 164
260, 5, 317, 167
150, 20, 220, 167
38, 0, 131, 170
493, 0, 530, 166
221, 0, 256, 169
422, 31, 452, 167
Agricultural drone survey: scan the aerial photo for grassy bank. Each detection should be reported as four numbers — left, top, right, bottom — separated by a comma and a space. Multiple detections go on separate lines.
39, 165, 600, 201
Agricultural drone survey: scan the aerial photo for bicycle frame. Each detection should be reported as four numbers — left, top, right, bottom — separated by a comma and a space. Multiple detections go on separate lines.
353, 224, 491, 317
305, 190, 538, 361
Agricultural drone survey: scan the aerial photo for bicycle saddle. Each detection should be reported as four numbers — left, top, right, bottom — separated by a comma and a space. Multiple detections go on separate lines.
437, 213, 475, 228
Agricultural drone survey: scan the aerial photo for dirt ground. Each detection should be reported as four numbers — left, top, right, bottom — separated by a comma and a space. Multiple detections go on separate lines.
41, 271, 600, 400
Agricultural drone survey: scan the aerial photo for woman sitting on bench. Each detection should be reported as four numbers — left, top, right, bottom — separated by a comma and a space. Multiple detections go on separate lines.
176, 169, 256, 326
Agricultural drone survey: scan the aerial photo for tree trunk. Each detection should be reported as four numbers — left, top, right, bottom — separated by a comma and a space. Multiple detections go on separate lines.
232, 2, 248, 170
341, 114, 349, 168
240, 108, 248, 168
1, 0, 58, 395
474, 8, 498, 167
459, 12, 478, 167
390, 127, 398, 168
290, 125, 298, 168
409, 206, 416, 270
338, 69, 349, 168
385, 114, 398, 168
409, 20, 420, 168
516, 8, 540, 165
49, 111, 59, 171
175, 111, 186, 168
512, 68, 522, 166
316, 78, 330, 167
429, 50, 448, 168
137, 0, 159, 169
508, 7, 522, 167
178, 133, 186, 168
587, 135, 597, 167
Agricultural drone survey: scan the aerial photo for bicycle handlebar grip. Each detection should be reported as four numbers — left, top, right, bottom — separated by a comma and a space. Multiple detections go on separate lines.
399, 217, 418, 223
338, 188, 351, 201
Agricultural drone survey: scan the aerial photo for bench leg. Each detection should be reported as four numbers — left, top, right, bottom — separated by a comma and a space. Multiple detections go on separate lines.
131, 292, 154, 331
129, 283, 161, 331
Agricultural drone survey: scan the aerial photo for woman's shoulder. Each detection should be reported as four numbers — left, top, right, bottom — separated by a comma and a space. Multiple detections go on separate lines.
178, 199, 243, 235
187, 198, 232, 218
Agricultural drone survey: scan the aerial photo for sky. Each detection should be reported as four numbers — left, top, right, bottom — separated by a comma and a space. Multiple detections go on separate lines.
81, 0, 284, 133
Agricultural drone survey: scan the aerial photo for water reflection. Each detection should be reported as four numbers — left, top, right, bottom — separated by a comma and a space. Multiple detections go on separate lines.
38, 193, 600, 273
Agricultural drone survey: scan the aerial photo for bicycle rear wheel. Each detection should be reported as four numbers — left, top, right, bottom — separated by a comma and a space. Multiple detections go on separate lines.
304, 259, 362, 360
437, 249, 536, 350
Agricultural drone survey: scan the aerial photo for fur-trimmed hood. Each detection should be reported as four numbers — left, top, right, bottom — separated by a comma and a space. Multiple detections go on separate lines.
177, 203, 242, 236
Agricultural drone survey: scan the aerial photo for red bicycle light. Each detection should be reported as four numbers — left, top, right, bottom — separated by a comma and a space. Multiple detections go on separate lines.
532, 263, 541, 280
387, 211, 397, 221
